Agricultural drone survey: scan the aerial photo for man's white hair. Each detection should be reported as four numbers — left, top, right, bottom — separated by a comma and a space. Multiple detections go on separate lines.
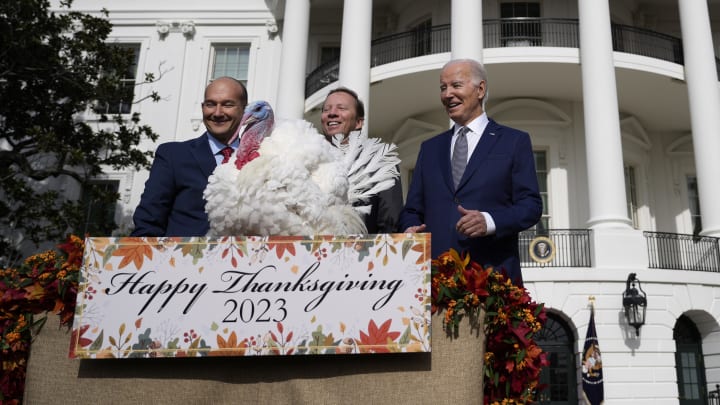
442, 59, 489, 109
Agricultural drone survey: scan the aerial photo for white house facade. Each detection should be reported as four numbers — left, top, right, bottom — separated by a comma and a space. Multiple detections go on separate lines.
58, 0, 720, 403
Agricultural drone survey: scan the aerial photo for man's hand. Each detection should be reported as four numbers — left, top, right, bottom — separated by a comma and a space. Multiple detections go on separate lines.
404, 224, 427, 233
456, 205, 487, 238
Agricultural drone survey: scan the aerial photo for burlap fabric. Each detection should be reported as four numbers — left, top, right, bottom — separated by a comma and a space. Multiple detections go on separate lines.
24, 312, 484, 404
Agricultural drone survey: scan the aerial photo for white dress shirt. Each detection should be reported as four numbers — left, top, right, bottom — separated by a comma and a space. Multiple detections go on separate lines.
450, 113, 496, 235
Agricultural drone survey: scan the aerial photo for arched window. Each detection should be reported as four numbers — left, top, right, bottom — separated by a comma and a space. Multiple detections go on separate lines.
675, 315, 708, 405
535, 313, 578, 404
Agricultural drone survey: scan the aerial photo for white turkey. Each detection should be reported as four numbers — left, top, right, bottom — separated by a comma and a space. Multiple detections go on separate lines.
203, 100, 400, 236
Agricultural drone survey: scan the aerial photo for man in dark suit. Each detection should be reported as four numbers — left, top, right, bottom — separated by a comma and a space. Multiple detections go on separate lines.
320, 87, 403, 233
131, 77, 248, 236
399, 59, 542, 285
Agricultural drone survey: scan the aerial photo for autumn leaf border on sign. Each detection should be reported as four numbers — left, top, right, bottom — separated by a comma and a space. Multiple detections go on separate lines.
110, 237, 154, 270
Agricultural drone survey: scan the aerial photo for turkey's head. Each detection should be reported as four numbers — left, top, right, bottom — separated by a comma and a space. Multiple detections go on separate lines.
236, 100, 275, 169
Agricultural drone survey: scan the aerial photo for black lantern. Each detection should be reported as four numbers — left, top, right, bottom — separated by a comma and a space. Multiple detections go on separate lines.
622, 273, 647, 336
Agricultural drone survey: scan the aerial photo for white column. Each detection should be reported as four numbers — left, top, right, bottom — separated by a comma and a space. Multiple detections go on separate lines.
275, 0, 310, 120
451, 0, 483, 62
578, 0, 632, 229
678, 1, 720, 237
338, 0, 373, 127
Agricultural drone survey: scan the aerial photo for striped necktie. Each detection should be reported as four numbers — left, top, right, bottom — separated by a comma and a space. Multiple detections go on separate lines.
451, 127, 469, 189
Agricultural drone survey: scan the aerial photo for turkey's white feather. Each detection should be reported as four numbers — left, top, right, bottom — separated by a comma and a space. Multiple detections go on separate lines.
341, 131, 401, 211
204, 119, 367, 236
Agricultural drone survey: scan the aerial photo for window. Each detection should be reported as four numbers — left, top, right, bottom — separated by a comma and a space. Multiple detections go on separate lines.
500, 2, 541, 46
501, 2, 541, 18
535, 313, 578, 404
413, 18, 432, 57
534, 150, 550, 231
81, 180, 120, 236
674, 315, 708, 405
687, 176, 702, 235
319, 46, 341, 66
211, 44, 250, 84
94, 43, 140, 115
624, 165, 639, 228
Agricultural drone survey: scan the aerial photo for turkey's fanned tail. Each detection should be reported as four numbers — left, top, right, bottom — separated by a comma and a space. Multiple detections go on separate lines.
341, 131, 401, 215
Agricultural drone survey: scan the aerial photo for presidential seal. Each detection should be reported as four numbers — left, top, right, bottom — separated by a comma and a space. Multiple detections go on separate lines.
528, 236, 555, 264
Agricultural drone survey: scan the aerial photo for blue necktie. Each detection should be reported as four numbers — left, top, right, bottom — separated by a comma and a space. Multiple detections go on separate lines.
451, 127, 469, 189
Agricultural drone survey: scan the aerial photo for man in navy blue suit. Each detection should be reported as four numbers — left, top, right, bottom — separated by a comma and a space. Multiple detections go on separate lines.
131, 77, 248, 236
399, 59, 542, 285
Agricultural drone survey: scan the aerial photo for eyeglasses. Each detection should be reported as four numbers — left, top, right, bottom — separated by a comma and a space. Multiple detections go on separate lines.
201, 101, 240, 110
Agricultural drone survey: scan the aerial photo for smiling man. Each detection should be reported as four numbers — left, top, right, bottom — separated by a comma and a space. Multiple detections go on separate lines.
399, 59, 542, 285
131, 77, 248, 236
321, 88, 364, 145
320, 87, 403, 233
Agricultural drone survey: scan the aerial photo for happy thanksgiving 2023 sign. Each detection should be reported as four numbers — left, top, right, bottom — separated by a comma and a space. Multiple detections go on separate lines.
69, 234, 431, 358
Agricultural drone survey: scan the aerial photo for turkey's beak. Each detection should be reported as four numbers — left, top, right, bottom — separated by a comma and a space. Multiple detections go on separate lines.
226, 123, 247, 146
241, 115, 258, 128
235, 115, 256, 142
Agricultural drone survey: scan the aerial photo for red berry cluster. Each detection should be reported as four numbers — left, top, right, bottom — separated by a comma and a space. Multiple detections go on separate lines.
313, 247, 328, 261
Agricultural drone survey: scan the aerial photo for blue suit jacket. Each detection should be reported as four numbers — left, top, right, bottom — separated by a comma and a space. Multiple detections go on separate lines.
131, 133, 217, 237
399, 119, 542, 284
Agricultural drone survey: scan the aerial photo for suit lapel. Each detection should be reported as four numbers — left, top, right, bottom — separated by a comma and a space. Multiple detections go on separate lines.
457, 119, 501, 190
437, 129, 455, 192
191, 133, 217, 178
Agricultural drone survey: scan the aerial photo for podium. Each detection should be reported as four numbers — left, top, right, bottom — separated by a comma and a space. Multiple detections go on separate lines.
24, 235, 486, 403
25, 313, 484, 404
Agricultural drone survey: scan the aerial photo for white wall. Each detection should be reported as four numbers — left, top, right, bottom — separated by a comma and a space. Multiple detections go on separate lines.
527, 263, 720, 404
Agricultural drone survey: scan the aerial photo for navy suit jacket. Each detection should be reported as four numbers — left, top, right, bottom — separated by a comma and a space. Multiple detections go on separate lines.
399, 119, 542, 284
131, 133, 217, 237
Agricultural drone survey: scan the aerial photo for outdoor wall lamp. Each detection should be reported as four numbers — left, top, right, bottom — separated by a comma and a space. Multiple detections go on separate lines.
622, 273, 647, 336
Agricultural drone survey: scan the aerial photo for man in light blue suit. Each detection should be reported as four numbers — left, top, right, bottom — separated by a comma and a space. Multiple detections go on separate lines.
399, 59, 542, 285
131, 77, 248, 236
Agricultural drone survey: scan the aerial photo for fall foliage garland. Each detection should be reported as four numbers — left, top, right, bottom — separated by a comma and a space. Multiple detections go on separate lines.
431, 249, 550, 404
1, 235, 82, 404
2, 239, 548, 404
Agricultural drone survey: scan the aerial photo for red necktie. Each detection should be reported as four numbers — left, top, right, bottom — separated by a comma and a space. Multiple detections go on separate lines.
220, 146, 233, 164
